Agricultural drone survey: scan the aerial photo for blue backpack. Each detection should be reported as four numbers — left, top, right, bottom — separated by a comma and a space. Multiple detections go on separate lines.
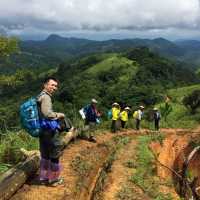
20, 93, 61, 137
20, 97, 41, 137
107, 109, 112, 119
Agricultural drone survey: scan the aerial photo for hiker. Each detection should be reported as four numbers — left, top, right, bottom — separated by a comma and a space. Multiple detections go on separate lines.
37, 77, 65, 186
133, 106, 144, 130
120, 107, 131, 129
111, 102, 120, 133
153, 107, 161, 130
81, 98, 101, 142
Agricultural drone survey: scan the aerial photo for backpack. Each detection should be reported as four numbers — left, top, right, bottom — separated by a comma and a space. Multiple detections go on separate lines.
20, 97, 41, 137
79, 108, 86, 119
107, 109, 112, 119
133, 111, 138, 119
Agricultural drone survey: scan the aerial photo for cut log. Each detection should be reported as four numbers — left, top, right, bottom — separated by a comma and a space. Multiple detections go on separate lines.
0, 153, 40, 200
62, 130, 78, 146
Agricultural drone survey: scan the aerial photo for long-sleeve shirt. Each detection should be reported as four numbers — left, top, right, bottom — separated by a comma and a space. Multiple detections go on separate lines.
137, 109, 143, 120
37, 91, 64, 119
84, 104, 99, 123
112, 107, 120, 120
120, 110, 128, 122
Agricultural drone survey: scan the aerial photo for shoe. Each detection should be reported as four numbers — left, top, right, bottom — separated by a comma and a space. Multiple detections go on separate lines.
88, 136, 97, 143
48, 177, 64, 187
38, 178, 49, 185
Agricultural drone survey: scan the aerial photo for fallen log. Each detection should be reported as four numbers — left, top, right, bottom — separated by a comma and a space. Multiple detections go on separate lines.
0, 153, 40, 200
0, 129, 78, 200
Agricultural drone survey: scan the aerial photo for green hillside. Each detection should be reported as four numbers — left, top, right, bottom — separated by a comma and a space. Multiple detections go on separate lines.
86, 54, 138, 76
153, 84, 200, 129
0, 47, 199, 131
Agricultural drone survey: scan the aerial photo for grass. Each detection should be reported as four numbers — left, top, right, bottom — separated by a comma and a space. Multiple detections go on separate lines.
0, 130, 38, 174
86, 54, 138, 76
117, 186, 137, 200
130, 134, 175, 199
167, 84, 200, 102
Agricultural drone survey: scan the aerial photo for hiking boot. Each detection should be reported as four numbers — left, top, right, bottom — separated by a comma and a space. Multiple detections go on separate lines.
48, 177, 64, 187
39, 179, 49, 185
88, 136, 97, 143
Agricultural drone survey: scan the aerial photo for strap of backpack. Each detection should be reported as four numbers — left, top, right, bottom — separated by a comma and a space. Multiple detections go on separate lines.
36, 91, 48, 119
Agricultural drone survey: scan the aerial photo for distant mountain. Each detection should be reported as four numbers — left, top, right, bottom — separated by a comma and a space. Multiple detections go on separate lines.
19, 35, 187, 62
174, 40, 200, 67
1, 34, 200, 74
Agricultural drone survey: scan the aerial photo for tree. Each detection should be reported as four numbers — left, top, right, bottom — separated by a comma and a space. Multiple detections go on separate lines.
183, 90, 200, 114
0, 35, 19, 58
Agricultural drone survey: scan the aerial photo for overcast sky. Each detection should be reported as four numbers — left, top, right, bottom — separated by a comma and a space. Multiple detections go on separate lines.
0, 0, 200, 40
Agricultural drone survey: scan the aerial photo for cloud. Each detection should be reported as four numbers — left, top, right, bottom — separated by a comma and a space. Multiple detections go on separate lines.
0, 0, 200, 39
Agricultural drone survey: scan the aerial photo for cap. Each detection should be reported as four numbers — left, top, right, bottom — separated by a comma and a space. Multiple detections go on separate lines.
125, 107, 131, 110
139, 105, 144, 109
153, 107, 158, 110
91, 98, 98, 104
112, 102, 119, 106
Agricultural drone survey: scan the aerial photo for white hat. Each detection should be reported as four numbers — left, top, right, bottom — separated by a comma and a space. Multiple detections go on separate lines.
112, 102, 119, 106
153, 107, 158, 110
125, 107, 130, 110
139, 105, 144, 109
91, 98, 98, 103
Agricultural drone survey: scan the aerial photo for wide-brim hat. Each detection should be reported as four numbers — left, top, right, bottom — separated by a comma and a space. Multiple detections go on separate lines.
91, 98, 98, 103
139, 105, 144, 109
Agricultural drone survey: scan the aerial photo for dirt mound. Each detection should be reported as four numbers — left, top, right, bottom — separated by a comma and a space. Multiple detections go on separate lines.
150, 128, 200, 199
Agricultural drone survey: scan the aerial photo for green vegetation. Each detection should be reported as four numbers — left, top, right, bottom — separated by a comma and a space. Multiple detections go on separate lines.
0, 131, 38, 174
130, 134, 173, 199
152, 84, 200, 129
0, 36, 19, 58
1, 44, 200, 176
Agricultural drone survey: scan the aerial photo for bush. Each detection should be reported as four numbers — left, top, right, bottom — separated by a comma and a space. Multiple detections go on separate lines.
182, 90, 200, 114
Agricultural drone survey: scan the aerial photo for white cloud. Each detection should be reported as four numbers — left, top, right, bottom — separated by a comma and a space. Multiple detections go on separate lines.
0, 0, 200, 39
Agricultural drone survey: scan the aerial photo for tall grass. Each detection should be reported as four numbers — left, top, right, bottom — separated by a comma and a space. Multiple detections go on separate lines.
0, 130, 38, 174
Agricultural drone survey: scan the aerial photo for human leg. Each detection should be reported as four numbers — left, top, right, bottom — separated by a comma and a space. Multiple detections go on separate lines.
136, 119, 140, 130
39, 131, 52, 181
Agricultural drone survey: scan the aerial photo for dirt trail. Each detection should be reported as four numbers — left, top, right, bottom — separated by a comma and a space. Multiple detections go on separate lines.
10, 140, 92, 200
100, 137, 150, 200
9, 127, 200, 200
10, 132, 114, 200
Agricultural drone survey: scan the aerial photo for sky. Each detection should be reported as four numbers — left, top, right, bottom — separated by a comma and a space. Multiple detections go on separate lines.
0, 0, 200, 41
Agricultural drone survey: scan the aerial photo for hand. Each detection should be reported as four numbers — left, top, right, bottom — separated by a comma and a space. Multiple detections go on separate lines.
56, 113, 65, 119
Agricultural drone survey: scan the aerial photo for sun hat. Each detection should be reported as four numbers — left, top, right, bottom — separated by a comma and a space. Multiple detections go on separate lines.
91, 98, 98, 103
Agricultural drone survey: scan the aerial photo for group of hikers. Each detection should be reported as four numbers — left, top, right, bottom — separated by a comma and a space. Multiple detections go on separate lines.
81, 98, 161, 134
27, 77, 161, 187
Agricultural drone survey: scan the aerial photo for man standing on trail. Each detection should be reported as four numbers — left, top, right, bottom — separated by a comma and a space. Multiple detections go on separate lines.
111, 102, 120, 133
37, 77, 65, 186
120, 107, 131, 129
81, 98, 101, 142
133, 106, 144, 130
153, 107, 161, 130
